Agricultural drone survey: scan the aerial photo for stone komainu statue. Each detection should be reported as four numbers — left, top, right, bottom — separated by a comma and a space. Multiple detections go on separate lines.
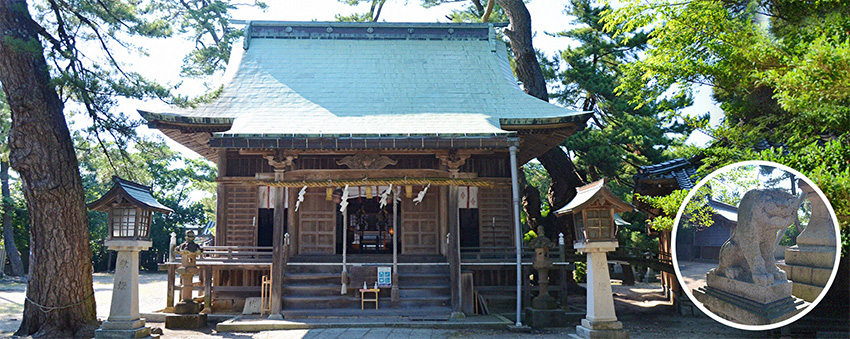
713, 188, 805, 286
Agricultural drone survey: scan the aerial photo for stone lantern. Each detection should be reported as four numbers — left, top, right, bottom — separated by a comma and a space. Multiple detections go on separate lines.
554, 179, 632, 339
89, 176, 173, 339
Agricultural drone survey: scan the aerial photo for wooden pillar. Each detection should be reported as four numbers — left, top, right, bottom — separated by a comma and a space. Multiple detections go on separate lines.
391, 187, 399, 302
216, 150, 227, 246
203, 266, 212, 313
448, 184, 462, 315
166, 264, 176, 309
269, 186, 286, 319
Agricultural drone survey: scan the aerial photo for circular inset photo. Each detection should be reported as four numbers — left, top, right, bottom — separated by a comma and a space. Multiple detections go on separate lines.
672, 161, 841, 330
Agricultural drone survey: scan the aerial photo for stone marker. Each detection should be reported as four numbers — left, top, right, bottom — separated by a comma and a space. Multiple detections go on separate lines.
694, 188, 809, 325
779, 181, 837, 302
243, 297, 263, 315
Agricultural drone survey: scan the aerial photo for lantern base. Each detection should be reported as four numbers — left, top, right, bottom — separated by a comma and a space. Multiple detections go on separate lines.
571, 319, 629, 339
105, 239, 152, 252
524, 307, 567, 328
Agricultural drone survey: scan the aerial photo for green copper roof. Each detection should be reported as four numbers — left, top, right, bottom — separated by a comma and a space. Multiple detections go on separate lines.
140, 21, 589, 138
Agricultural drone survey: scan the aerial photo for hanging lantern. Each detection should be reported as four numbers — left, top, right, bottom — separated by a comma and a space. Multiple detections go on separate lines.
553, 180, 632, 244
88, 176, 173, 241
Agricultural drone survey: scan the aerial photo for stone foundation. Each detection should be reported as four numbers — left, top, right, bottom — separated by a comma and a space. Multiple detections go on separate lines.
524, 307, 568, 328
705, 272, 792, 304
165, 314, 208, 329
570, 319, 629, 339
693, 286, 807, 325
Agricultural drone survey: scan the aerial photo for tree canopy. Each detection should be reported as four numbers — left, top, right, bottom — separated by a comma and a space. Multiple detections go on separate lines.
605, 0, 849, 252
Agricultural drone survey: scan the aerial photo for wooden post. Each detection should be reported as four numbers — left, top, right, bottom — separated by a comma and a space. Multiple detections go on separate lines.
391, 186, 399, 303
166, 264, 176, 309
269, 186, 286, 319
216, 150, 227, 246
448, 184, 462, 315
203, 267, 212, 313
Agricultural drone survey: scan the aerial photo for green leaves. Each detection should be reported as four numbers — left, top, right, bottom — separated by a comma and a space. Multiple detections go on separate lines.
547, 0, 692, 189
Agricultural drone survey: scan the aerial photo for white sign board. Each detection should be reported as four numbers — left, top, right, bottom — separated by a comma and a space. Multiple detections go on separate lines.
377, 266, 392, 288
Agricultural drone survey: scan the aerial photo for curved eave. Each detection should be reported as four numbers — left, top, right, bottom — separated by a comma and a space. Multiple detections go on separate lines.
138, 110, 234, 132
498, 113, 592, 130
554, 182, 634, 216
87, 186, 173, 215
500, 113, 592, 164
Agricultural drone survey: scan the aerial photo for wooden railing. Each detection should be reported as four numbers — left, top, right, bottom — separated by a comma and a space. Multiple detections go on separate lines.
163, 245, 275, 313
178, 245, 274, 263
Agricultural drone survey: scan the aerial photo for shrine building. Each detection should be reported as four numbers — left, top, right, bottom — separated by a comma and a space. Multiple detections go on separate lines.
142, 21, 591, 316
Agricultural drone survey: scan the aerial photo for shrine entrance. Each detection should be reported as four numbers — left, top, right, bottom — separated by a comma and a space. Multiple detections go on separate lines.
339, 197, 399, 255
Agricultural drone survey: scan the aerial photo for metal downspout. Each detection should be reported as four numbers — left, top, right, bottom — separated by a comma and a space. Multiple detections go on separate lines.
509, 139, 523, 327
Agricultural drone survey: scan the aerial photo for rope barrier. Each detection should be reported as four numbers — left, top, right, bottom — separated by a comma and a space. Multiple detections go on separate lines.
252, 177, 495, 188
25, 291, 95, 313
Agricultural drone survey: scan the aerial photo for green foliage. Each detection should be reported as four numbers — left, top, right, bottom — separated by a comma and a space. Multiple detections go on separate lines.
545, 0, 694, 189
573, 261, 586, 282
605, 0, 850, 254
523, 162, 551, 216
637, 189, 713, 232
154, 1, 267, 78
523, 229, 537, 243
29, 0, 265, 156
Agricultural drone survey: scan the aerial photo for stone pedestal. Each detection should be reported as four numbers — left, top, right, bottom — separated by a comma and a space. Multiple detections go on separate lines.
96, 240, 156, 339
572, 241, 629, 339
165, 314, 207, 329
693, 286, 806, 325
525, 307, 568, 328
781, 181, 837, 302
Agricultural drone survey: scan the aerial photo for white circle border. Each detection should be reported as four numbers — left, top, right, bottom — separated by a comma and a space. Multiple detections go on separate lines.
671, 160, 843, 331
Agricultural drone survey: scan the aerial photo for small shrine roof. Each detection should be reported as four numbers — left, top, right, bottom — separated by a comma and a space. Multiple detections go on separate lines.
88, 176, 173, 214
141, 21, 590, 157
708, 199, 738, 223
634, 158, 698, 190
554, 179, 634, 215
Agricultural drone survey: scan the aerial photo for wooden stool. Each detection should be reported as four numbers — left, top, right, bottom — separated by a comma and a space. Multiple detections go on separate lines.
359, 288, 379, 310
260, 274, 272, 315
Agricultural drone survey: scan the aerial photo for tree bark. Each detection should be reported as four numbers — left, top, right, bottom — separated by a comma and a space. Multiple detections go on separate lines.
497, 0, 587, 295
2, 160, 24, 276
0, 1, 98, 337
496, 0, 585, 213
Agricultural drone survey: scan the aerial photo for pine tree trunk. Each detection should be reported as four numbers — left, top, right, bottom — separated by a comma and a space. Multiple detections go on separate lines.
2, 160, 24, 276
497, 0, 586, 292
496, 0, 585, 214
0, 1, 98, 337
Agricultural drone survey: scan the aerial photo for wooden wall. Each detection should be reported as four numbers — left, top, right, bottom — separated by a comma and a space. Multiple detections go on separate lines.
401, 187, 440, 254
222, 184, 257, 246
296, 189, 337, 254
478, 182, 514, 248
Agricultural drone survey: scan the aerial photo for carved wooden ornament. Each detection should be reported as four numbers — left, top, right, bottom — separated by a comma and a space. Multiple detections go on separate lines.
336, 153, 397, 169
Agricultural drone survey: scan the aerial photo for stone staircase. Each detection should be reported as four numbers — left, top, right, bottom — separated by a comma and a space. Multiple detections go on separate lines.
280, 258, 451, 316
